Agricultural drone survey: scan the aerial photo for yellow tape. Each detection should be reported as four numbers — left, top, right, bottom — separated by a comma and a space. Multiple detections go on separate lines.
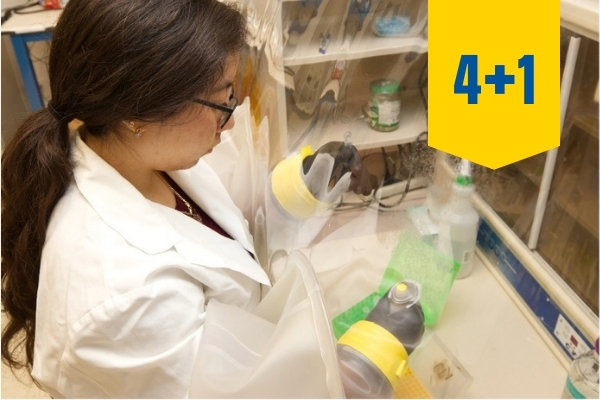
338, 320, 409, 387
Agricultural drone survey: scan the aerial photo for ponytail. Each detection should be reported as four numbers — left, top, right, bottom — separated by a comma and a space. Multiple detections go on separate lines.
1, 108, 73, 373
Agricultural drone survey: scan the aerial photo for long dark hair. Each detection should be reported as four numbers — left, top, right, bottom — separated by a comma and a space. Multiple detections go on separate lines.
1, 0, 246, 375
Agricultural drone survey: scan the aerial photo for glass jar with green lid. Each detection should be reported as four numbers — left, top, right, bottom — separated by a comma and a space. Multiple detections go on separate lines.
367, 78, 401, 132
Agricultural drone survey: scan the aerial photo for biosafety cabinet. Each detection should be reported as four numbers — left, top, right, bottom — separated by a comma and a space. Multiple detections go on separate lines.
235, 0, 599, 396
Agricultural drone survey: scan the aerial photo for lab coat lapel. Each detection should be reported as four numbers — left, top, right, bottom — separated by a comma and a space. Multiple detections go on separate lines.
72, 135, 179, 254
157, 205, 270, 286
72, 135, 269, 285
168, 165, 255, 254
167, 164, 271, 286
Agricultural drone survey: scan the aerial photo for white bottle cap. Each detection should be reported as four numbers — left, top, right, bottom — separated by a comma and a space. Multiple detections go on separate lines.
390, 280, 421, 307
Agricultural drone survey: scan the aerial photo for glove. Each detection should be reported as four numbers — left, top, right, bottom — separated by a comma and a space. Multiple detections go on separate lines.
303, 141, 377, 197
301, 153, 351, 203
269, 142, 377, 220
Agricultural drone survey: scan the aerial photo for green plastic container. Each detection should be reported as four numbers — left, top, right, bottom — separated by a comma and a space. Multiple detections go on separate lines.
332, 232, 459, 337
381, 233, 459, 326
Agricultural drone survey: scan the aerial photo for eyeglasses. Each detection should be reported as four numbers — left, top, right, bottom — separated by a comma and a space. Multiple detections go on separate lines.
192, 90, 238, 129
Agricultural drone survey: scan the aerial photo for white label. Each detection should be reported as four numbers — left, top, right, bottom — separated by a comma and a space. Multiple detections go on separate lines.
554, 313, 591, 358
378, 101, 400, 125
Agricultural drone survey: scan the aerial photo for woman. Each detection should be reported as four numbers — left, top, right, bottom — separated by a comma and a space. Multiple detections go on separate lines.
1, 0, 273, 397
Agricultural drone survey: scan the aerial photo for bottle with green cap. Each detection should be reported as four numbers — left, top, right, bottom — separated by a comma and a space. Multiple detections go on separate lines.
438, 159, 480, 279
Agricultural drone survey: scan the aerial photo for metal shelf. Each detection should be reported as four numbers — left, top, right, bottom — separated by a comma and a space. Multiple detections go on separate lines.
283, 35, 427, 66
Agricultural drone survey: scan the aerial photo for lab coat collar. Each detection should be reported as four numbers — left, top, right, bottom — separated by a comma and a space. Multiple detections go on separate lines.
167, 168, 255, 254
71, 134, 270, 286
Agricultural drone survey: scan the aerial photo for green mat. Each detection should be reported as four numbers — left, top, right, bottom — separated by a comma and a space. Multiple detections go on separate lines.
332, 232, 459, 338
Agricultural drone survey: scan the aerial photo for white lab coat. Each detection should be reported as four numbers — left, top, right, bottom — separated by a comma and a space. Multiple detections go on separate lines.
31, 132, 271, 398
32, 113, 346, 397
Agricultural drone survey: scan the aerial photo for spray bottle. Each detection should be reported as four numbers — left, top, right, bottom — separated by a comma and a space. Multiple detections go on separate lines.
437, 159, 480, 279
337, 280, 425, 398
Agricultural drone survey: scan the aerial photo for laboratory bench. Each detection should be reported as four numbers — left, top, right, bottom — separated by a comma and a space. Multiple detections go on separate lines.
430, 249, 567, 398
1, 5, 61, 111
295, 195, 569, 398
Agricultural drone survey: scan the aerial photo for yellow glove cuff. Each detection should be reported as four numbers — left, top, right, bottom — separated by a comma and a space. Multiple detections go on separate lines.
271, 147, 331, 220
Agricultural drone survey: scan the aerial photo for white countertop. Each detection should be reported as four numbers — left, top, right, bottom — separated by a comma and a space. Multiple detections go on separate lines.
1, 6, 61, 35
299, 200, 569, 398
427, 250, 567, 398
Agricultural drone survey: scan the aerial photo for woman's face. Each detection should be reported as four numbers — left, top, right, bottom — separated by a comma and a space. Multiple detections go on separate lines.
133, 55, 239, 172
